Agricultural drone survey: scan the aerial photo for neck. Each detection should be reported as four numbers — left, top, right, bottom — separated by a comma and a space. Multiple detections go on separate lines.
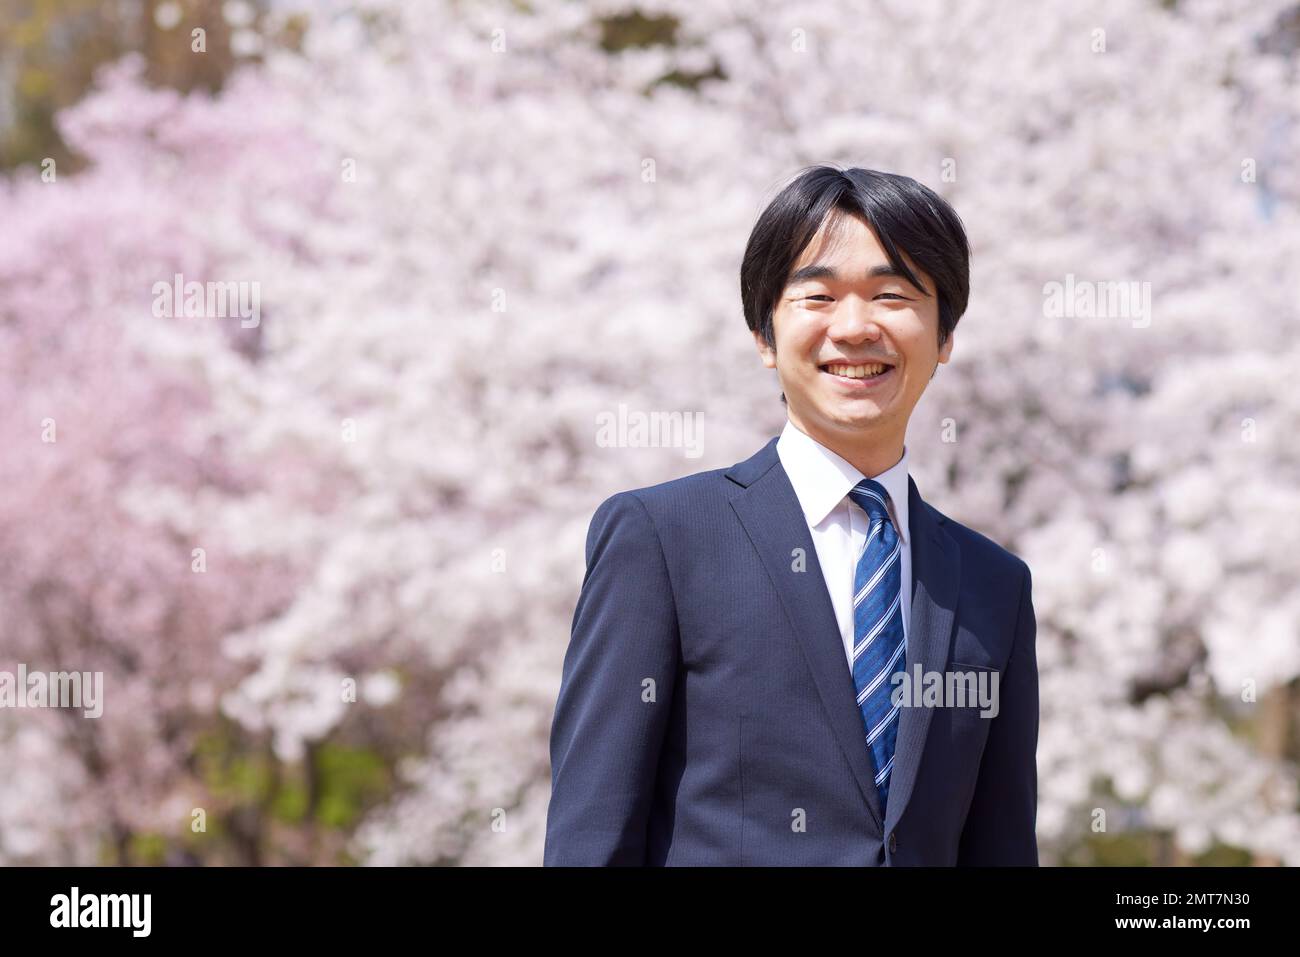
788, 415, 904, 478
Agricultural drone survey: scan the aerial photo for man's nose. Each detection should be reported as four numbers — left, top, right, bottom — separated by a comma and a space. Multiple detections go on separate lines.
829, 298, 883, 342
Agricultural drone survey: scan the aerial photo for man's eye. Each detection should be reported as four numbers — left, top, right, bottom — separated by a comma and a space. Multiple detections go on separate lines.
876, 293, 910, 300
805, 295, 834, 302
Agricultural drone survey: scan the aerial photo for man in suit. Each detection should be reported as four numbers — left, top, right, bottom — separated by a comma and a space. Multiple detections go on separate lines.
545, 165, 1038, 866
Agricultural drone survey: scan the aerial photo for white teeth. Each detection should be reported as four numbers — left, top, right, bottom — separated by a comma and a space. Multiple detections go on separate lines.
825, 363, 887, 378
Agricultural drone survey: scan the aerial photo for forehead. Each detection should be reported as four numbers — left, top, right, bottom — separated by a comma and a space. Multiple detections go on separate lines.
789, 212, 889, 274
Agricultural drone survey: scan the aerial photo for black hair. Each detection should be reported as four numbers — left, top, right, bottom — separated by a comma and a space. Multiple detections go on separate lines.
740, 165, 971, 361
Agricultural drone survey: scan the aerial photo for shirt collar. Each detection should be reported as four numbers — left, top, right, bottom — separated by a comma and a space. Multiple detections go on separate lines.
776, 419, 910, 543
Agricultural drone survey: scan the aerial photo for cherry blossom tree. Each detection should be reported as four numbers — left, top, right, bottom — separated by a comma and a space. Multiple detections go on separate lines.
2, 0, 1298, 865
0, 56, 321, 864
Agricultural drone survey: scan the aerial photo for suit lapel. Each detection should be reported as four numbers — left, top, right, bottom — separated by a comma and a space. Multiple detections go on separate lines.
726, 439, 961, 837
882, 474, 961, 834
728, 438, 886, 831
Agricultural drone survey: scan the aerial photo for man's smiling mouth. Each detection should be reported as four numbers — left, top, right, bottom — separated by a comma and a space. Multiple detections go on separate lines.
819, 361, 895, 382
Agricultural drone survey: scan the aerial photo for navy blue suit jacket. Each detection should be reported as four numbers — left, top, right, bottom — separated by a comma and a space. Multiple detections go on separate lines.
544, 436, 1038, 865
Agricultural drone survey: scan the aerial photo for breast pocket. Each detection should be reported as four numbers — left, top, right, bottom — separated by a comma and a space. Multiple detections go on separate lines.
946, 660, 1002, 724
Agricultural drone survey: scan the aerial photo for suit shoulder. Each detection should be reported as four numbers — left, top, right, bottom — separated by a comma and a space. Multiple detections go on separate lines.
593, 463, 738, 520
926, 502, 1030, 581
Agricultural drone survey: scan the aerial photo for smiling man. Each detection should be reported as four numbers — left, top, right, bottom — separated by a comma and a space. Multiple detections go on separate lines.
545, 165, 1038, 866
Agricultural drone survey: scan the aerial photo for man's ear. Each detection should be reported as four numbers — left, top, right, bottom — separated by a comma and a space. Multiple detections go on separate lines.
752, 328, 777, 370
937, 328, 955, 365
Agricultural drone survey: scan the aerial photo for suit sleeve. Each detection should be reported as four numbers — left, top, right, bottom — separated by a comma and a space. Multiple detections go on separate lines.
543, 491, 681, 865
957, 561, 1039, 866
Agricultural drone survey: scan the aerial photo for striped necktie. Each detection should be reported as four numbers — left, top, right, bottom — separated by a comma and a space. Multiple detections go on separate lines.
846, 478, 907, 817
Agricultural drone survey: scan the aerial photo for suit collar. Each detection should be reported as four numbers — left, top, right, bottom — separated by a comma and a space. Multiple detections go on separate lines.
727, 435, 959, 836
774, 420, 911, 544
724, 435, 780, 488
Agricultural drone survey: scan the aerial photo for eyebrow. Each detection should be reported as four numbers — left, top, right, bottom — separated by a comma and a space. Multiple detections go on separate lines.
787, 263, 912, 285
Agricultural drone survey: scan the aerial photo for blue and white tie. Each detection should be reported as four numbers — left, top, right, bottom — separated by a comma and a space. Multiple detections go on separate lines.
846, 478, 906, 817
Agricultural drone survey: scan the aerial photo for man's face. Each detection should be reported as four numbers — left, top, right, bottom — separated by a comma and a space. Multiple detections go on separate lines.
753, 213, 952, 450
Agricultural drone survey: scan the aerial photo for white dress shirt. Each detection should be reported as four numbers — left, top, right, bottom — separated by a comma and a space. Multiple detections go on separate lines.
776, 419, 912, 672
